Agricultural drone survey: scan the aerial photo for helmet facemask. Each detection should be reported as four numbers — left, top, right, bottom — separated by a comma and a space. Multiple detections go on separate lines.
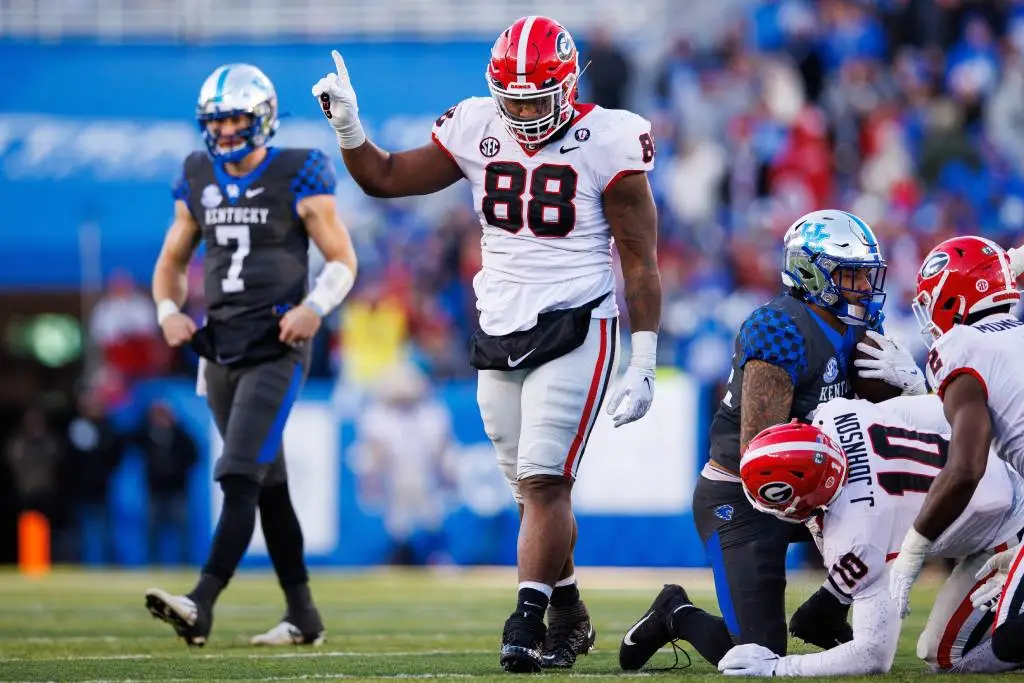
785, 249, 888, 326
488, 72, 577, 146
196, 64, 279, 164
913, 241, 1021, 347
198, 100, 276, 163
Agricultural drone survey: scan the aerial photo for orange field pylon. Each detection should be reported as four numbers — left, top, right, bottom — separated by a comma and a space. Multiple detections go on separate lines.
18, 510, 51, 576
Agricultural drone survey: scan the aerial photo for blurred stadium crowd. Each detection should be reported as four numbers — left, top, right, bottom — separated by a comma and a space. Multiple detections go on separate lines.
56, 0, 1024, 394
269, 0, 1024, 389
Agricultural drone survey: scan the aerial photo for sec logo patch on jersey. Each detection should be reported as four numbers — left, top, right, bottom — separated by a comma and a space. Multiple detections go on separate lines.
201, 184, 223, 208
824, 356, 839, 383
479, 137, 501, 158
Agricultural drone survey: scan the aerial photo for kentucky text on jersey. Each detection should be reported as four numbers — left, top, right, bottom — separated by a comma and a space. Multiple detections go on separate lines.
204, 207, 270, 225
820, 380, 849, 403
834, 411, 874, 507
974, 317, 1024, 333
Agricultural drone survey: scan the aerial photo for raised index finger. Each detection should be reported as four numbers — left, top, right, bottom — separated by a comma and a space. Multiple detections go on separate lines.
331, 50, 349, 81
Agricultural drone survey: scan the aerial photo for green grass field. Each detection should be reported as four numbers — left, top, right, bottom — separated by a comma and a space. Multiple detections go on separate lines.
0, 567, 999, 682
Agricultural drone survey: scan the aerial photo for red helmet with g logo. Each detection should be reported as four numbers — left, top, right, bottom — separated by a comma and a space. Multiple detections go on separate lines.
487, 16, 580, 147
913, 236, 1020, 347
740, 420, 848, 523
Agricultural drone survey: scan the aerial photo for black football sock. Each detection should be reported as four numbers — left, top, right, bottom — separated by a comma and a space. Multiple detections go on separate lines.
259, 482, 310, 591
550, 581, 580, 609
190, 475, 261, 609
515, 587, 549, 622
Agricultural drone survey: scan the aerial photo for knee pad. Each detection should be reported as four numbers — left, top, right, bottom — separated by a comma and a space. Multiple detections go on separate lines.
518, 438, 572, 480
497, 456, 523, 504
220, 474, 262, 506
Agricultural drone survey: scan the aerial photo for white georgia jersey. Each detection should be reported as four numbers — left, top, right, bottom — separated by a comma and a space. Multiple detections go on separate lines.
926, 313, 1024, 477
431, 97, 655, 335
773, 395, 1024, 677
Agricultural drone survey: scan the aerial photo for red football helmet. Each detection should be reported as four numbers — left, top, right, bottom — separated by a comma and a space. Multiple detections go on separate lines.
740, 420, 848, 523
913, 236, 1021, 346
486, 16, 580, 146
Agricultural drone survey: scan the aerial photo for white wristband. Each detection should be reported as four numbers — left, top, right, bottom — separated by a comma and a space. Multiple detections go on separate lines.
901, 526, 933, 555
335, 119, 367, 150
629, 331, 658, 369
303, 261, 355, 317
157, 299, 180, 325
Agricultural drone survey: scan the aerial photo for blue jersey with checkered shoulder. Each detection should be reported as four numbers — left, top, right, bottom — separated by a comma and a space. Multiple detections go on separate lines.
708, 291, 868, 472
175, 147, 336, 327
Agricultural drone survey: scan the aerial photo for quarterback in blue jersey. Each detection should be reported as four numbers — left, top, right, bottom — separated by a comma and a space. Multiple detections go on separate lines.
144, 63, 358, 648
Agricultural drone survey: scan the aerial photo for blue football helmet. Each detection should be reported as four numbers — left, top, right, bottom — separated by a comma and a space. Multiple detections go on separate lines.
781, 209, 887, 327
196, 63, 278, 163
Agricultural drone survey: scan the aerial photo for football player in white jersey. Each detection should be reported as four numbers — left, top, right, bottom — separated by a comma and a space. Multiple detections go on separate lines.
312, 15, 661, 672
718, 395, 1024, 676
887, 236, 1024, 665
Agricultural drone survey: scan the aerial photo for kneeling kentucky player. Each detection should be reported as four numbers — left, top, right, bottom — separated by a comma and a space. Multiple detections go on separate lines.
619, 210, 926, 669
145, 63, 358, 647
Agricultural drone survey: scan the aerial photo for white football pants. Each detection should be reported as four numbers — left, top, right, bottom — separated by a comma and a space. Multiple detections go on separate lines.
476, 316, 619, 503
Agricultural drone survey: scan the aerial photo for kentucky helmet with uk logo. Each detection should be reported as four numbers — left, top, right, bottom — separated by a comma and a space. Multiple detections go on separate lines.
913, 236, 1021, 347
196, 63, 279, 163
486, 16, 580, 146
740, 420, 848, 523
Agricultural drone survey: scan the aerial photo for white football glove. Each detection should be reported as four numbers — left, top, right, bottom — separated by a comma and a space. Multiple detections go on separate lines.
889, 527, 932, 619
1008, 247, 1024, 278
718, 643, 780, 677
311, 50, 366, 149
854, 330, 926, 396
972, 546, 1020, 612
605, 332, 656, 428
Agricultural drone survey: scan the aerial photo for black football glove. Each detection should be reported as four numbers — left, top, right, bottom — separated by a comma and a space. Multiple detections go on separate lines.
789, 586, 853, 650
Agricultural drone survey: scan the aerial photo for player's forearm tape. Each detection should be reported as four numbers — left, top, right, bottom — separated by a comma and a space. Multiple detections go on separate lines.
629, 331, 658, 369
335, 119, 366, 150
157, 299, 180, 325
303, 261, 355, 316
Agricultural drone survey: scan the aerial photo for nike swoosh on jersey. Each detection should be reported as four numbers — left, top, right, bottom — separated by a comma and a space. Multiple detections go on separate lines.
559, 145, 579, 154
507, 349, 536, 367
622, 612, 653, 647
245, 187, 265, 198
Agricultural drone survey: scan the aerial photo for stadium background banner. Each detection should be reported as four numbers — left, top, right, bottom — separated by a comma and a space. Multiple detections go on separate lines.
109, 372, 710, 568
0, 41, 496, 288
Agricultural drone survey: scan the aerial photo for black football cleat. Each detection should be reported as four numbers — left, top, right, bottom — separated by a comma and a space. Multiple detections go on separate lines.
145, 587, 212, 647
541, 600, 596, 668
499, 613, 546, 673
618, 584, 690, 670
